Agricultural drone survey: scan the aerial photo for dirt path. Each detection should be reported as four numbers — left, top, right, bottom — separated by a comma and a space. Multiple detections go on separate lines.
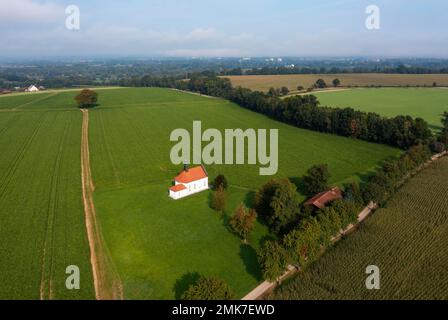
171, 88, 217, 99
283, 88, 352, 98
80, 109, 123, 300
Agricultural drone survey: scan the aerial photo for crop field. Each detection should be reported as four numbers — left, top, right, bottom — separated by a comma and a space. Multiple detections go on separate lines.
86, 88, 400, 299
272, 156, 448, 300
313, 88, 448, 130
0, 109, 94, 299
224, 74, 448, 92
0, 87, 401, 299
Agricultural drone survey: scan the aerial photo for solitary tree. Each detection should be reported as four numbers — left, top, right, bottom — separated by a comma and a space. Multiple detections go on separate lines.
297, 85, 304, 91
229, 204, 257, 243
182, 276, 234, 300
280, 86, 290, 96
332, 78, 341, 87
211, 186, 226, 214
75, 89, 98, 108
301, 164, 331, 196
315, 79, 327, 89
213, 174, 228, 190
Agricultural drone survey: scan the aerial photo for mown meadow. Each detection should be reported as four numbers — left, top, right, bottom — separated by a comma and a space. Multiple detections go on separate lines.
313, 88, 448, 130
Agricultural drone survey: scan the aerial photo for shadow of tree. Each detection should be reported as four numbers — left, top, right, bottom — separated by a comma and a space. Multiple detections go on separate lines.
289, 176, 307, 196
244, 191, 256, 208
80, 103, 100, 109
173, 272, 201, 299
239, 244, 263, 281
207, 190, 214, 209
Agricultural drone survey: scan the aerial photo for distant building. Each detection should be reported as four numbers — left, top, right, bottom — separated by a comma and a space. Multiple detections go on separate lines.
304, 187, 343, 209
25, 85, 39, 92
169, 165, 209, 200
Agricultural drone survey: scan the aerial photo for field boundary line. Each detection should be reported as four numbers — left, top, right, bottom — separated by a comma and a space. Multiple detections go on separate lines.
80, 108, 123, 300
171, 88, 218, 99
13, 92, 59, 110
283, 88, 353, 98
0, 87, 124, 99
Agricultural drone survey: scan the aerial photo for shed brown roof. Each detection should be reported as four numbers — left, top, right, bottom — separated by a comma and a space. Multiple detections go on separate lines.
304, 187, 343, 209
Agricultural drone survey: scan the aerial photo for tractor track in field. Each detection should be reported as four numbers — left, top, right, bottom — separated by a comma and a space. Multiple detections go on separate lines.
80, 109, 123, 300
40, 113, 71, 300
13, 92, 59, 110
0, 113, 47, 201
98, 111, 122, 187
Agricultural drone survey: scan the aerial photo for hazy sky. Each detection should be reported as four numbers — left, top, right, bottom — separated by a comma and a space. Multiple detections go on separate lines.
0, 0, 446, 58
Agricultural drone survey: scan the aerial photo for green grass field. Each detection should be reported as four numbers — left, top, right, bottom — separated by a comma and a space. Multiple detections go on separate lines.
272, 156, 448, 300
312, 88, 448, 130
86, 88, 400, 299
0, 110, 94, 299
0, 87, 401, 299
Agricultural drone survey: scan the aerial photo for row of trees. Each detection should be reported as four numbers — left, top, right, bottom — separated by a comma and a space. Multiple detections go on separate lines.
180, 130, 445, 297
258, 199, 360, 281
222, 65, 448, 76
228, 87, 434, 149
256, 143, 435, 281
195, 142, 439, 290
316, 78, 341, 88
140, 74, 436, 150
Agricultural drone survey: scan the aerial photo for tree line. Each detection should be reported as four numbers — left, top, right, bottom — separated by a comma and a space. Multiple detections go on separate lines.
256, 142, 435, 281
129, 74, 445, 151
203, 142, 438, 284
220, 65, 448, 76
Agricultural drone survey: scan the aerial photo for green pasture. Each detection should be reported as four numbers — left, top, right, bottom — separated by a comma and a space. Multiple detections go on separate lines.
313, 88, 448, 130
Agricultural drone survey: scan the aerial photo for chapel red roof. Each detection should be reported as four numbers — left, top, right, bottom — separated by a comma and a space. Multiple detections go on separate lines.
174, 165, 208, 184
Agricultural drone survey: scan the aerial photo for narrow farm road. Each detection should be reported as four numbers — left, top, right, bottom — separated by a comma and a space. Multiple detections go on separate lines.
80, 108, 123, 300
